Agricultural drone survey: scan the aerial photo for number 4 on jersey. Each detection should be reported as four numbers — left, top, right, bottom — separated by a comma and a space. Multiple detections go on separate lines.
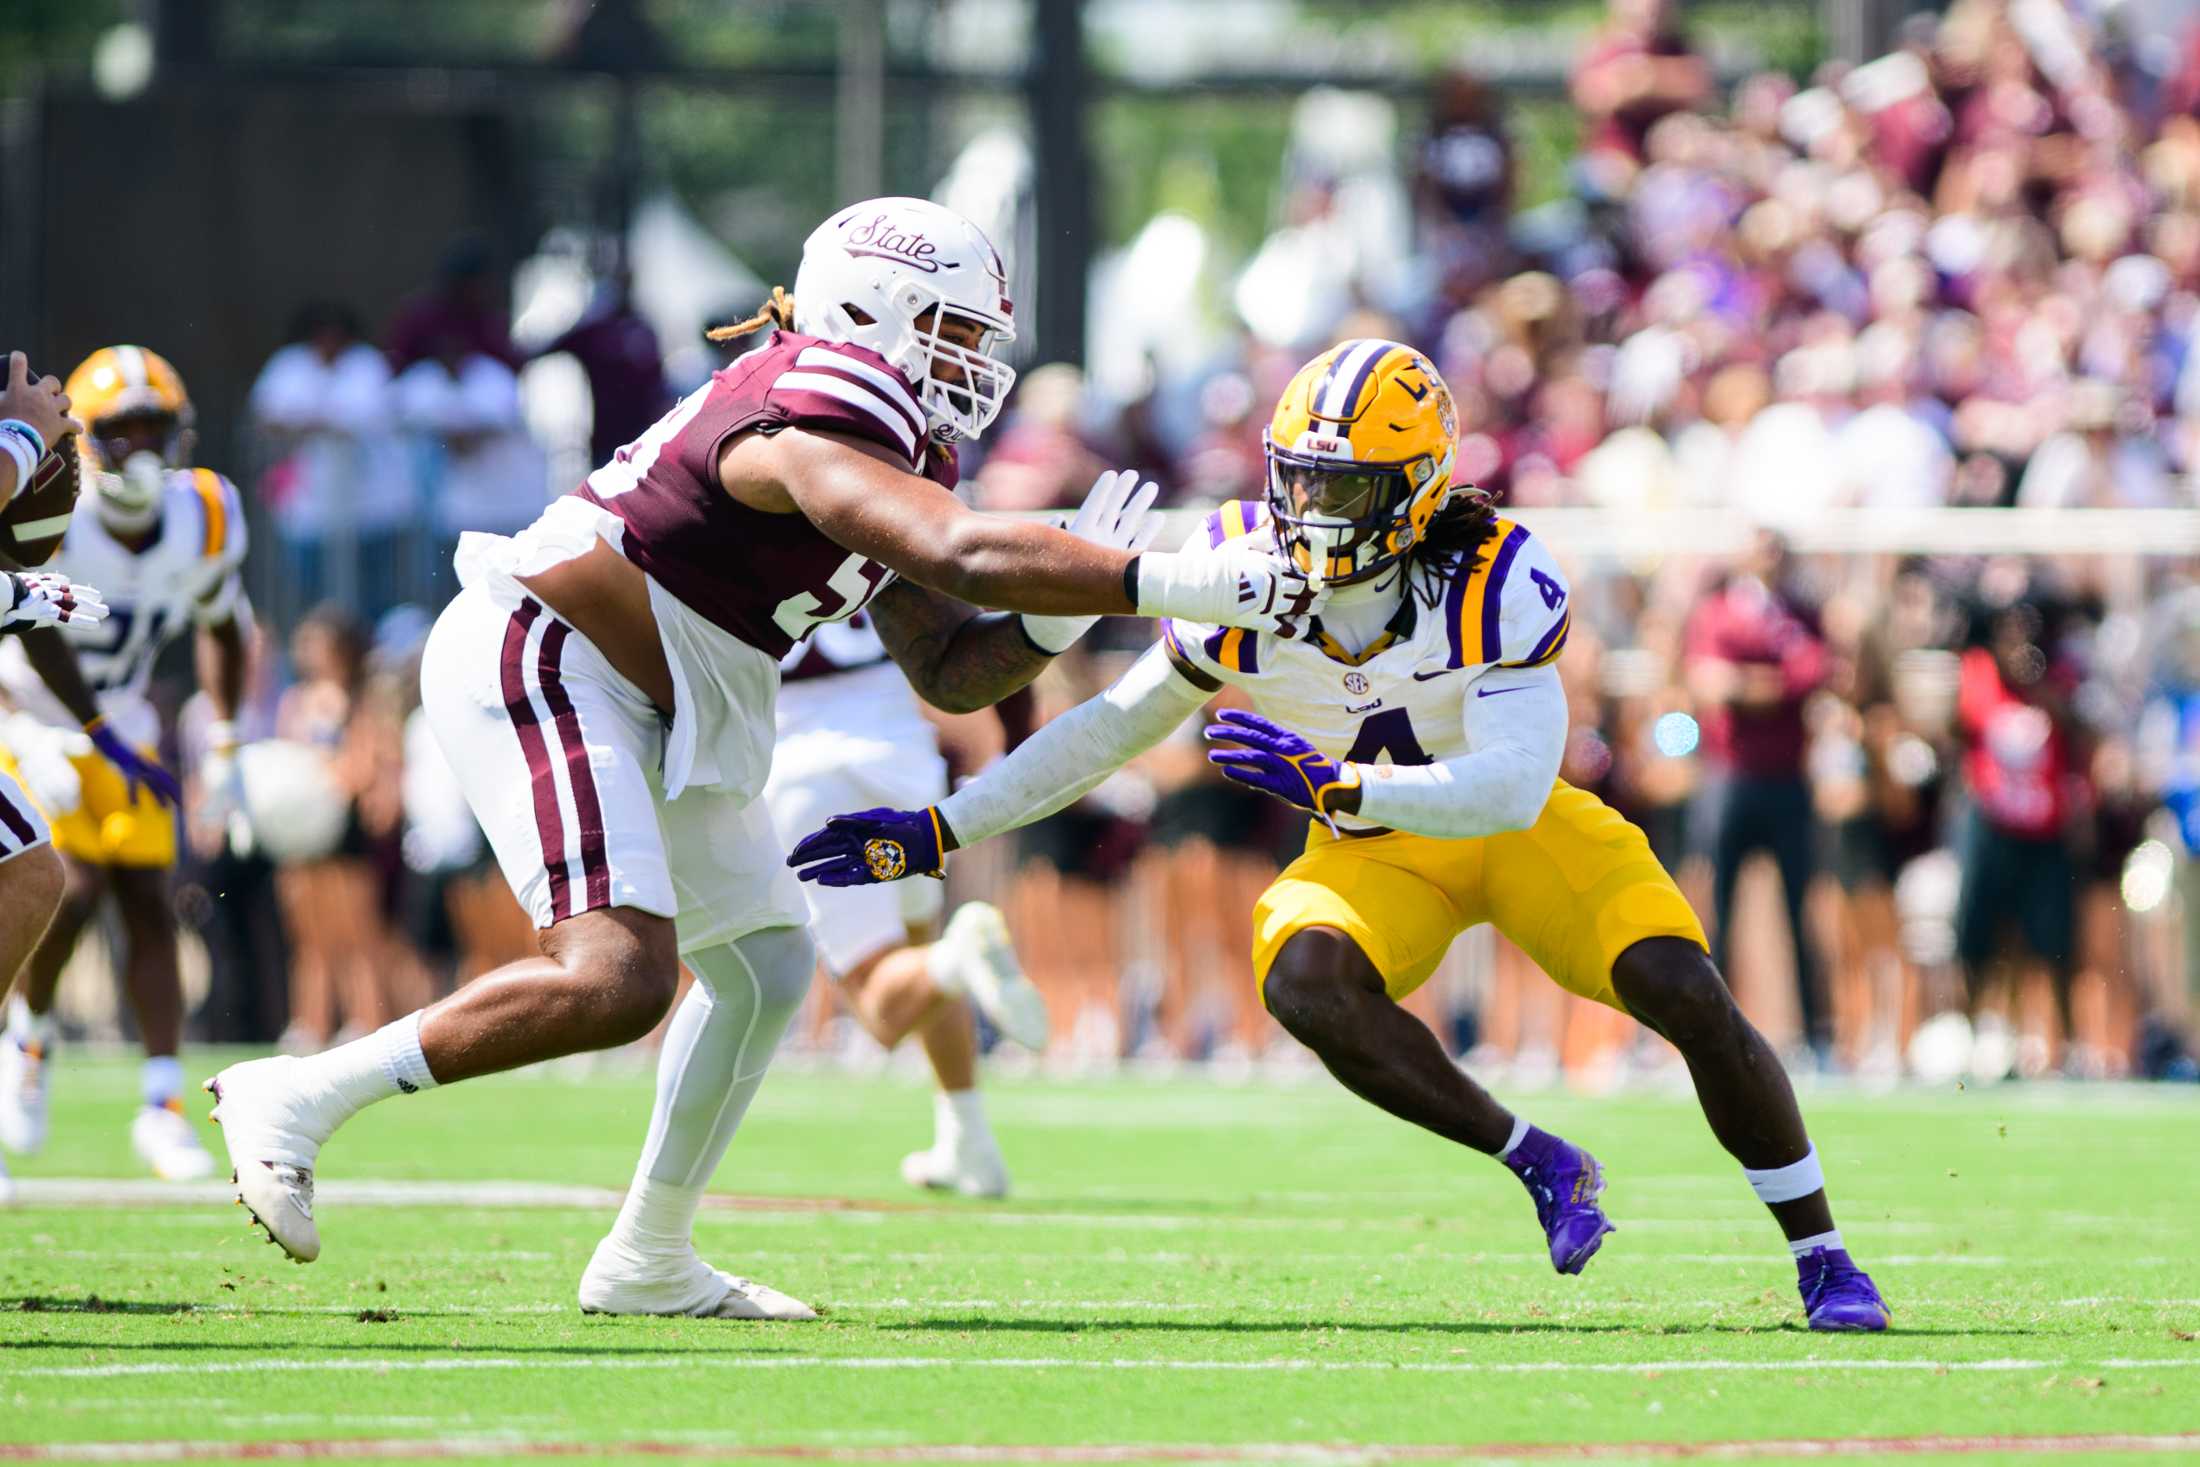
1530, 567, 1566, 610
1345, 707, 1431, 766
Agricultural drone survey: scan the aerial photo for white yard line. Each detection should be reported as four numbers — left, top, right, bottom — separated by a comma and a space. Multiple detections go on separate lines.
9, 1435, 2200, 1464
12, 1354, 2199, 1382
1, 1180, 2154, 1245
30, 1294, 2190, 1318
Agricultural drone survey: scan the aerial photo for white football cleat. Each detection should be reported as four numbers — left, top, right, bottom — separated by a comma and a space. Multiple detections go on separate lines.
204, 1057, 341, 1263
937, 902, 1049, 1051
0, 1031, 49, 1155
578, 1236, 817, 1320
901, 1141, 1009, 1199
132, 1100, 217, 1181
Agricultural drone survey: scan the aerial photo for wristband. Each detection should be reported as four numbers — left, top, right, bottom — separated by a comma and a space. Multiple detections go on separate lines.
0, 431, 35, 486
0, 419, 48, 463
1122, 555, 1143, 611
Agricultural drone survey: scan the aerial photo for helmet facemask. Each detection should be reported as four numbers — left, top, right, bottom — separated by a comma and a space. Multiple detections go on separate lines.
88, 411, 189, 534
1264, 433, 1445, 587
886, 282, 1016, 442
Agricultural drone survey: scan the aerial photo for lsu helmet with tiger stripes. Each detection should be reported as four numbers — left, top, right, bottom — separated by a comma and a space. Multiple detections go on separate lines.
1263, 338, 1459, 587
64, 346, 197, 532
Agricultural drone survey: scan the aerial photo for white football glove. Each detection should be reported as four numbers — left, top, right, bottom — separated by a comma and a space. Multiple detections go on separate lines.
0, 712, 82, 816
1132, 544, 1328, 639
196, 720, 254, 855
1021, 468, 1164, 654
2, 571, 107, 630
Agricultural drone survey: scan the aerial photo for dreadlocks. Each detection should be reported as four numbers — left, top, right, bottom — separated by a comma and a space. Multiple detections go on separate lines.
1405, 486, 1500, 608
707, 286, 796, 343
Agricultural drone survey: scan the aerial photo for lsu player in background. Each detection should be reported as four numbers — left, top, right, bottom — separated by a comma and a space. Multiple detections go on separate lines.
0, 346, 252, 1181
793, 339, 1889, 1331
766, 608, 1056, 1198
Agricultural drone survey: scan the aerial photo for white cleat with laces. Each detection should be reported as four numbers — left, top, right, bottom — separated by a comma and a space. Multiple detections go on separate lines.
204, 1056, 343, 1263
578, 1235, 817, 1320
934, 902, 1049, 1052
132, 1100, 217, 1181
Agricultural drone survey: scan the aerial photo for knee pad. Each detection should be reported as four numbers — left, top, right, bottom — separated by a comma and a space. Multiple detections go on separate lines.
717, 924, 816, 1012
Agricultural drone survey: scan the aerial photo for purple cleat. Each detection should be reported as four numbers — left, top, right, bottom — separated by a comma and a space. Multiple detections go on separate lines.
1502, 1126, 1615, 1275
1798, 1247, 1889, 1331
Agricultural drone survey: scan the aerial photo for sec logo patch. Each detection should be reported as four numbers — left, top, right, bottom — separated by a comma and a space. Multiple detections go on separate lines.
1343, 672, 1371, 696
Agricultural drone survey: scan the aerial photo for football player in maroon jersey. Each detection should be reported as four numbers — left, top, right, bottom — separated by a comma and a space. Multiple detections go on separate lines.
205, 199, 1324, 1317
0, 352, 105, 1205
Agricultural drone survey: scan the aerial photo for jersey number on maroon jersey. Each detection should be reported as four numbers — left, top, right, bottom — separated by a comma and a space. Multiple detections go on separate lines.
772, 552, 891, 643
586, 384, 711, 500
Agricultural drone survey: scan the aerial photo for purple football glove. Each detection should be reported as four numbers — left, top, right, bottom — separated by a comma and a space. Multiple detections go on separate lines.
787, 805, 947, 887
1204, 708, 1358, 828
85, 717, 182, 809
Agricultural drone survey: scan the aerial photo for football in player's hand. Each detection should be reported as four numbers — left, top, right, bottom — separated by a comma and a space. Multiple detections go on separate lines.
3, 431, 79, 566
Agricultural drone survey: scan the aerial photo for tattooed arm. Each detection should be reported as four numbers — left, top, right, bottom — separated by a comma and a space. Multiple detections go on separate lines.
865, 577, 1056, 715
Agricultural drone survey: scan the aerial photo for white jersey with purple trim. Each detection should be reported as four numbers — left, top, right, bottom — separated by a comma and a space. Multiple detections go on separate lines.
1162, 499, 1570, 832
0, 467, 247, 750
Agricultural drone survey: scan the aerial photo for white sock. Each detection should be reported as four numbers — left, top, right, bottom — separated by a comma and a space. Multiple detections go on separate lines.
610, 928, 810, 1261
935, 1088, 994, 1156
608, 1176, 706, 1259
1495, 1115, 1530, 1160
7, 996, 54, 1047
141, 1056, 184, 1109
298, 1013, 437, 1126
1789, 1228, 1844, 1258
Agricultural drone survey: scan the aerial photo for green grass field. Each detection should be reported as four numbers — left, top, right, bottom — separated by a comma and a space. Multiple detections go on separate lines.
2, 1051, 2196, 1463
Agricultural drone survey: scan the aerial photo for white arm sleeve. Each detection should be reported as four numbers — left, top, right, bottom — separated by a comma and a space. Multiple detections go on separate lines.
937, 645, 1208, 848
1350, 665, 1568, 839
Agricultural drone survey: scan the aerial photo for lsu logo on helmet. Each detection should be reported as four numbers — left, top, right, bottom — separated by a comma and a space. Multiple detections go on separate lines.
1263, 339, 1459, 586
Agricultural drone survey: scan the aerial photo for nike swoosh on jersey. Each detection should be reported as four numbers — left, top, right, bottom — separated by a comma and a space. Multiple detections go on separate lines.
1475, 684, 1533, 698
1410, 667, 1459, 682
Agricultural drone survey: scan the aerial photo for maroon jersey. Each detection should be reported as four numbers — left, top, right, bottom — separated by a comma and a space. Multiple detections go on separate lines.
574, 331, 959, 658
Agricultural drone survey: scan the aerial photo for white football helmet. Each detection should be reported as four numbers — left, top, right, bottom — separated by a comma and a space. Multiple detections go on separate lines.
793, 197, 1017, 441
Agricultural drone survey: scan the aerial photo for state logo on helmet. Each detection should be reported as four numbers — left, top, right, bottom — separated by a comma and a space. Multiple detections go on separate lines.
1263, 339, 1459, 586
64, 345, 196, 533
792, 197, 1018, 442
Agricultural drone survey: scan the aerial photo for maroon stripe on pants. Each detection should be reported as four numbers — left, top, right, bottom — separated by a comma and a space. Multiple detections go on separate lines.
534, 621, 612, 913
0, 783, 37, 848
500, 599, 571, 921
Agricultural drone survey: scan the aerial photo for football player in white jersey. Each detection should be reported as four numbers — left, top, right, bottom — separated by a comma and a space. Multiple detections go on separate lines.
0, 346, 252, 1182
793, 340, 1889, 1331
767, 609, 1058, 1199
0, 351, 111, 1203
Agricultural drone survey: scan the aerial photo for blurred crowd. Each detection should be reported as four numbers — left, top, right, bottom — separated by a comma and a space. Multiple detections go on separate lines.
947, 0, 2200, 1084
76, 0, 2200, 1087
